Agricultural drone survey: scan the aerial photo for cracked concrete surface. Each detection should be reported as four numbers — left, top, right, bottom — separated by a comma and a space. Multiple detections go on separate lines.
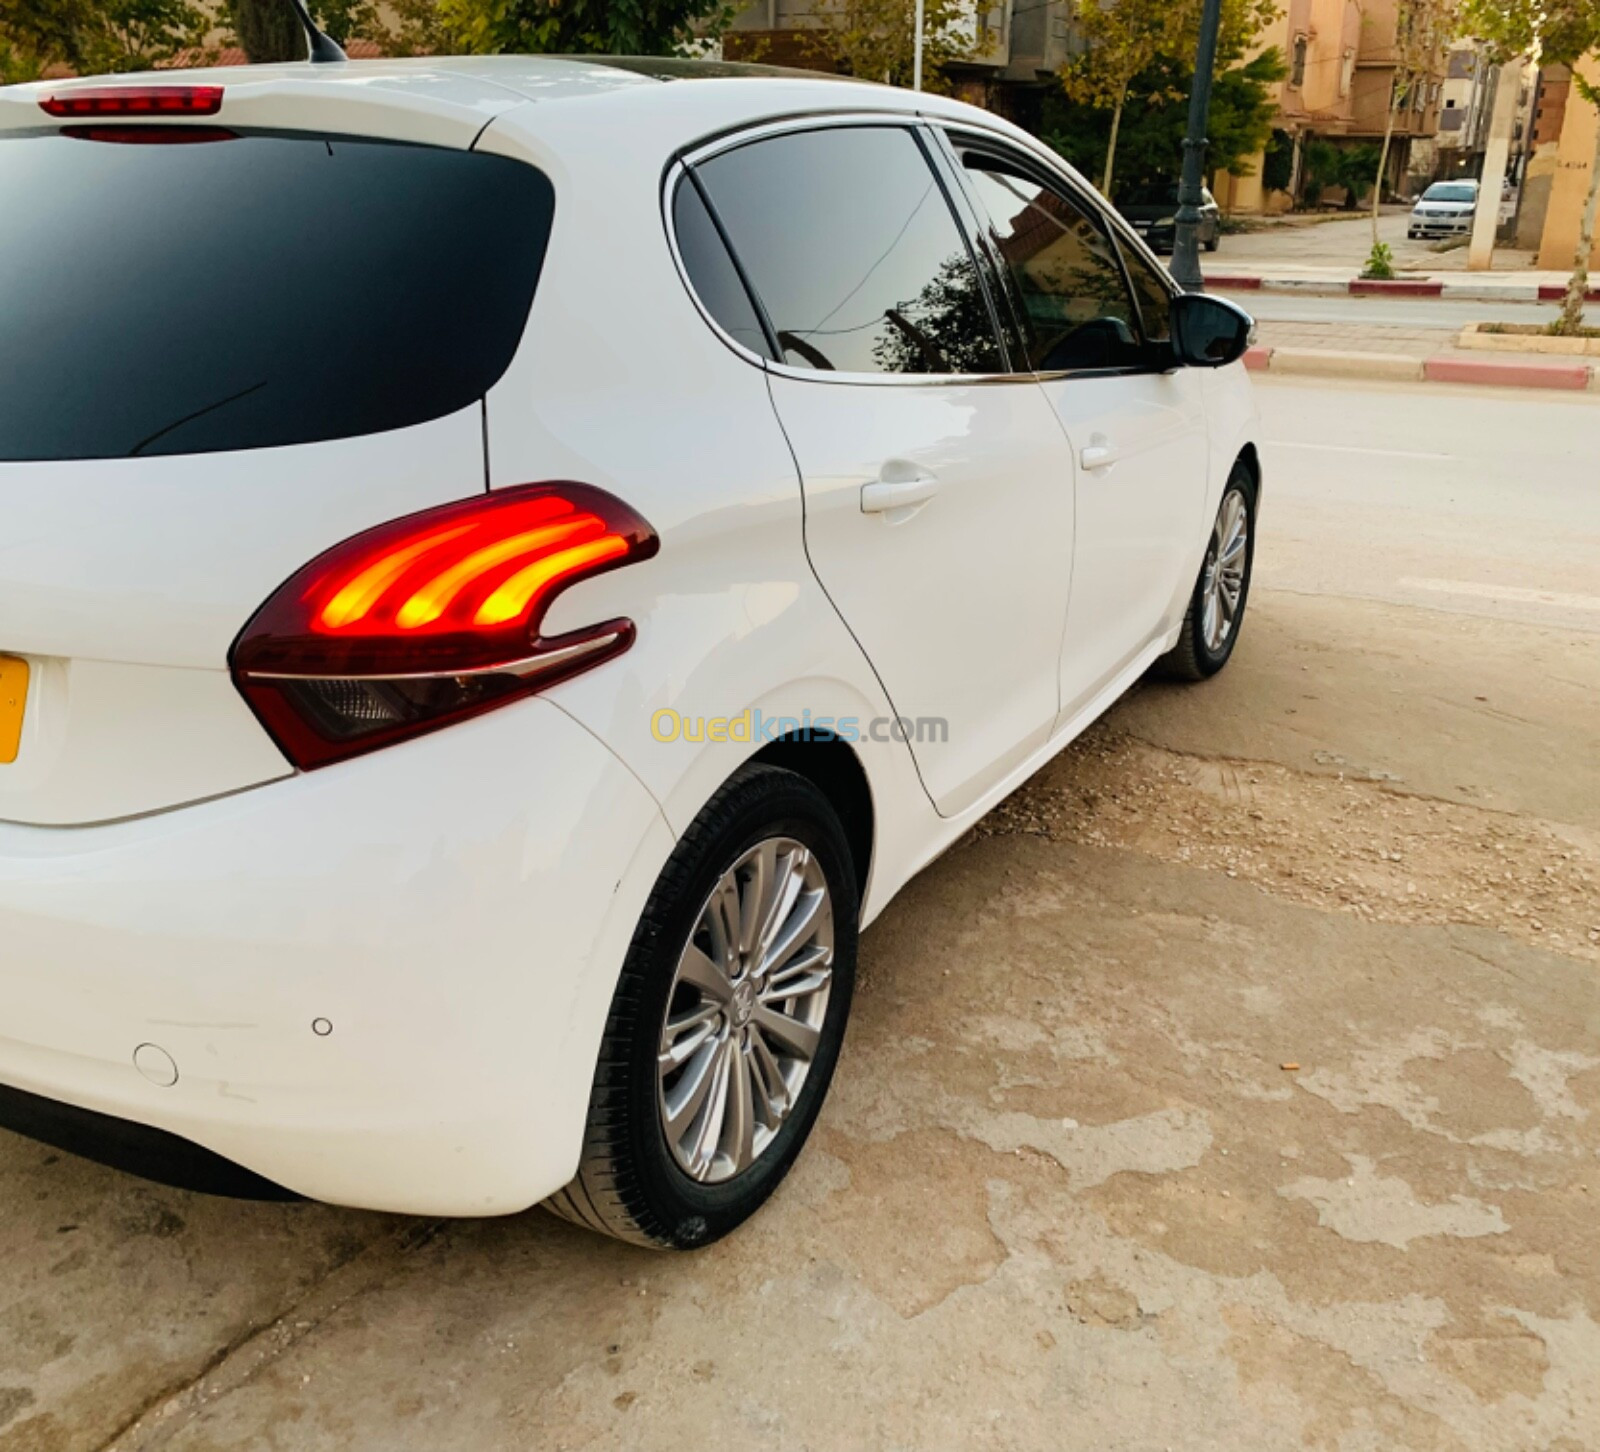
2, 378, 1598, 1451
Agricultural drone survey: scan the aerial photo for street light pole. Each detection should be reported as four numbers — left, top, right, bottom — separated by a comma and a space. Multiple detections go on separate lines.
913, 0, 925, 90
1171, 0, 1224, 292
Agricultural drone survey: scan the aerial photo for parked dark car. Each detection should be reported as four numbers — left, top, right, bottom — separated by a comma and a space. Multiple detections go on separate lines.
1119, 183, 1221, 254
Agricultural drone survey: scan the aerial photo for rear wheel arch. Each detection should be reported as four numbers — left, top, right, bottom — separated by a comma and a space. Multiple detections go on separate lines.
749, 734, 874, 903
1236, 442, 1262, 498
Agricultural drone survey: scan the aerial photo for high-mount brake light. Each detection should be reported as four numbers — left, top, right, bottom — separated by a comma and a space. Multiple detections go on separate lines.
39, 86, 224, 118
231, 484, 658, 770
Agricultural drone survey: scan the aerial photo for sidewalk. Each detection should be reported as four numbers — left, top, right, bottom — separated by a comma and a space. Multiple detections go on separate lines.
1239, 313, 1600, 392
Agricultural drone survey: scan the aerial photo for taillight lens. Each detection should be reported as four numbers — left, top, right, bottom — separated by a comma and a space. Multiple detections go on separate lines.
231, 483, 657, 769
39, 85, 225, 118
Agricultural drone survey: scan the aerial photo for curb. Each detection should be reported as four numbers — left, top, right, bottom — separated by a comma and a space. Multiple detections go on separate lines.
1269, 347, 1424, 381
1245, 345, 1598, 392
1350, 279, 1443, 297
1422, 356, 1594, 391
1441, 281, 1540, 301
1209, 273, 1600, 303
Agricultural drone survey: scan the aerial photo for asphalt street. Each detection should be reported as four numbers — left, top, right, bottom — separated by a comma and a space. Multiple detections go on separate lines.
2, 378, 1597, 1452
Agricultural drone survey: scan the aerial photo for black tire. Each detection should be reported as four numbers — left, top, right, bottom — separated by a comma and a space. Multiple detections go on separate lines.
1157, 464, 1257, 682
544, 764, 859, 1249
1204, 230, 1220, 252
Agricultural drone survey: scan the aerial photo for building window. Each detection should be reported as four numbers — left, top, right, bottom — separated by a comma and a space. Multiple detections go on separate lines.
1290, 36, 1308, 88
1340, 48, 1356, 97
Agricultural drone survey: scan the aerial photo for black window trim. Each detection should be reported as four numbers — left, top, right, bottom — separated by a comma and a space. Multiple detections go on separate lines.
665, 110, 1037, 388
934, 122, 1183, 380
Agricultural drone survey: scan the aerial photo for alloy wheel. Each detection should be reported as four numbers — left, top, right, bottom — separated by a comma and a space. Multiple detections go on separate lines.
657, 837, 834, 1184
1200, 486, 1249, 655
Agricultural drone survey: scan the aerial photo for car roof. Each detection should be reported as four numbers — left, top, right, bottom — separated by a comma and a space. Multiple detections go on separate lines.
1, 54, 944, 150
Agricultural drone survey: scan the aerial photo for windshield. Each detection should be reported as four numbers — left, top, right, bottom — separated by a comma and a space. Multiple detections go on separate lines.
1125, 184, 1181, 207
0, 131, 554, 461
1422, 183, 1477, 204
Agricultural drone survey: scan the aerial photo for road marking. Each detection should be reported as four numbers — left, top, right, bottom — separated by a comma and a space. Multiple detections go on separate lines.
1401, 577, 1600, 612
1265, 441, 1455, 461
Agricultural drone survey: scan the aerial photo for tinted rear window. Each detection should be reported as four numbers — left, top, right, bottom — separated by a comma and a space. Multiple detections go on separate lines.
0, 131, 553, 460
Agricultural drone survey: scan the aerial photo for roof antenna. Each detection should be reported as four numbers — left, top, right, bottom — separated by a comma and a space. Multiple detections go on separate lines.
285, 0, 347, 62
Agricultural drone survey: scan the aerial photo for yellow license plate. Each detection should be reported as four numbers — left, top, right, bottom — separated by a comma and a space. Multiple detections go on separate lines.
0, 656, 28, 764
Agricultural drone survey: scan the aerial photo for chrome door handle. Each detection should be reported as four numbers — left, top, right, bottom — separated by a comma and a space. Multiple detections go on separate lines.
1080, 443, 1120, 471
861, 475, 940, 513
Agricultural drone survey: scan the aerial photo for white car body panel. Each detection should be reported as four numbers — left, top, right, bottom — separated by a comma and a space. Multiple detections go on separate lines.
763, 372, 1075, 818
1045, 370, 1210, 719
0, 59, 1261, 1212
0, 407, 486, 824
0, 700, 671, 1215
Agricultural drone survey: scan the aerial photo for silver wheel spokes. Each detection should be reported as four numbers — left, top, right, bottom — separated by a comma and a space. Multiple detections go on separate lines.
658, 838, 834, 1184
1201, 487, 1249, 654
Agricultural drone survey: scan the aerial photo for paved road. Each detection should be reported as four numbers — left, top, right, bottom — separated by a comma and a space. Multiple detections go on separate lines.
3, 381, 1598, 1452
1211, 209, 1533, 274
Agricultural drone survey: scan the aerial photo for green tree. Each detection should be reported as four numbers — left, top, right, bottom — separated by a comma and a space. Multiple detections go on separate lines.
1372, 0, 1459, 251
1060, 0, 1278, 198
230, 0, 303, 60
430, 0, 736, 56
1464, 0, 1600, 332
1303, 139, 1381, 209
1, 0, 205, 77
806, 0, 970, 91
1045, 45, 1287, 200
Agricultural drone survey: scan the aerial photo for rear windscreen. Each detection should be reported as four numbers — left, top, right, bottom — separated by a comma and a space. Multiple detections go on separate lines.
0, 131, 554, 460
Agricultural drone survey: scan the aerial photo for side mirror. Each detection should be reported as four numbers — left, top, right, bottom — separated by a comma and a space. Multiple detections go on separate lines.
1170, 292, 1256, 368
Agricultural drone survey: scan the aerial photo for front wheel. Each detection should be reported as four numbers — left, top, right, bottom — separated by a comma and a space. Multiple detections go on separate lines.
1157, 466, 1256, 681
545, 764, 859, 1248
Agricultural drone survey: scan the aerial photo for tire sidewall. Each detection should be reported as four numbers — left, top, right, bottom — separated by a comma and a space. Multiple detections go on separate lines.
618, 774, 859, 1248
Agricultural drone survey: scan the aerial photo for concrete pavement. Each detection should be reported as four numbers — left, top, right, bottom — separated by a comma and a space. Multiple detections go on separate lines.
2, 380, 1598, 1452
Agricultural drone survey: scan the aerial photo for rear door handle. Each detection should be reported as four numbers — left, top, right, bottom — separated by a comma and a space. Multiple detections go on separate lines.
861, 475, 940, 514
1080, 443, 1120, 471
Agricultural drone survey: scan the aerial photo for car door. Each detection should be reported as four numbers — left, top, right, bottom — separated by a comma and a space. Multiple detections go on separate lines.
945, 135, 1211, 720
686, 121, 1077, 818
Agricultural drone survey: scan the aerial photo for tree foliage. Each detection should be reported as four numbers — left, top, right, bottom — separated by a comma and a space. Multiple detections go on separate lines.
1045, 45, 1287, 199
1060, 0, 1279, 194
1463, 0, 1600, 330
1, 0, 206, 78
230, 0, 304, 61
806, 0, 970, 90
424, 0, 737, 56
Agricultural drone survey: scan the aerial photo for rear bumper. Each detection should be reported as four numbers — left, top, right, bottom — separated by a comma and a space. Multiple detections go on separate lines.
0, 699, 672, 1216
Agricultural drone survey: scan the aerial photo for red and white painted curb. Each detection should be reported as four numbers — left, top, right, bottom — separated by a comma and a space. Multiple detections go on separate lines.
1243, 343, 1596, 391
1208, 273, 1600, 304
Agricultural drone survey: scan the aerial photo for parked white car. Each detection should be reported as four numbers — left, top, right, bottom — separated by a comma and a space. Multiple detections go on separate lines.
0, 56, 1260, 1246
1408, 179, 1481, 239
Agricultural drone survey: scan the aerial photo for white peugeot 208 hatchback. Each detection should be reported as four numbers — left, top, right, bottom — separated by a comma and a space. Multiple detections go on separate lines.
0, 55, 1260, 1247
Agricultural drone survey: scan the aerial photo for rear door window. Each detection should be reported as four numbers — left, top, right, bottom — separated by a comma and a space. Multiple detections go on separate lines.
0, 131, 554, 460
691, 126, 1006, 376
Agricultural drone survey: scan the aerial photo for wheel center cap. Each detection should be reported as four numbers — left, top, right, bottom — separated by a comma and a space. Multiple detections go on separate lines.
731, 980, 756, 1028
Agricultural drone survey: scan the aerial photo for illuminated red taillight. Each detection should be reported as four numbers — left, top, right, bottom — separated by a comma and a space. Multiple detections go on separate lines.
231, 484, 658, 769
39, 85, 224, 118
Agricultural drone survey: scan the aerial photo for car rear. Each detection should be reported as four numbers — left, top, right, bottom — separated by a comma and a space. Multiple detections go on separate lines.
0, 73, 668, 1213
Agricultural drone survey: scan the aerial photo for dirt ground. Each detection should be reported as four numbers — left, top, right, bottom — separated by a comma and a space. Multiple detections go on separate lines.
2, 378, 1598, 1451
